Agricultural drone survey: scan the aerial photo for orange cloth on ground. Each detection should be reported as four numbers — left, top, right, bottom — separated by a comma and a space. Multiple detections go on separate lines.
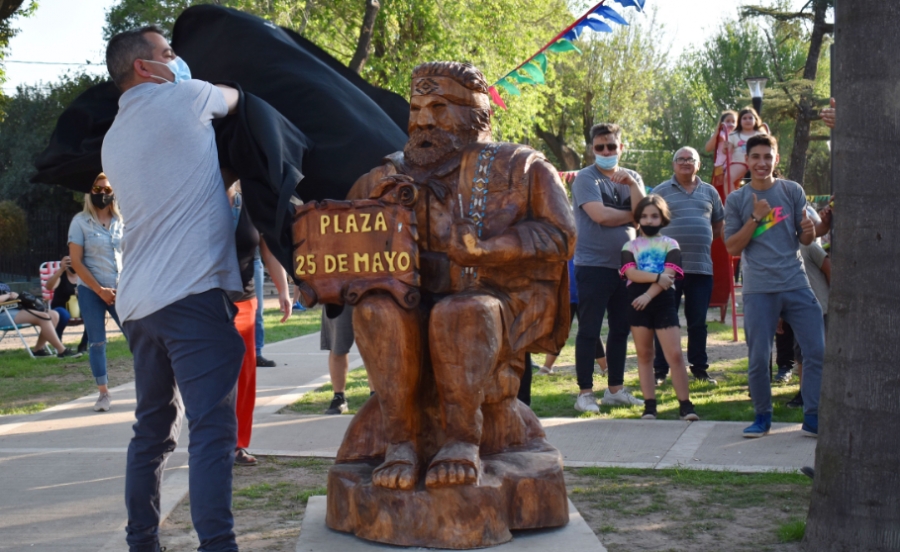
234, 297, 257, 450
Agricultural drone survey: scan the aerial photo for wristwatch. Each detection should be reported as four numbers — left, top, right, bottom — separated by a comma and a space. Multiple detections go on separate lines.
750, 214, 762, 225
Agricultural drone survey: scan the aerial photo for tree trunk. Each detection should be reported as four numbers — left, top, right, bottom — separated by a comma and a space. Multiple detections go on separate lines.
535, 126, 581, 171
581, 90, 594, 166
803, 1, 900, 550
348, 0, 381, 74
787, 0, 829, 185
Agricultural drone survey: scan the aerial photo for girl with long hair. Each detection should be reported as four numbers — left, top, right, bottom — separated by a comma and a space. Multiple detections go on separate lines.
620, 195, 699, 421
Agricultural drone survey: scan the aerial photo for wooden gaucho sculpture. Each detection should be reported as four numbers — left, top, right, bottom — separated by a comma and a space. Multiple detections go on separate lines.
314, 61, 576, 548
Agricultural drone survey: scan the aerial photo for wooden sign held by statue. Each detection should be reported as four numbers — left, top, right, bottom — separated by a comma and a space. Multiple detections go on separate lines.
292, 175, 420, 309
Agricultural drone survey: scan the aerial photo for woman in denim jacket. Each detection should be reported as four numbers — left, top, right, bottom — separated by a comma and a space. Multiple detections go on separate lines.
68, 173, 125, 412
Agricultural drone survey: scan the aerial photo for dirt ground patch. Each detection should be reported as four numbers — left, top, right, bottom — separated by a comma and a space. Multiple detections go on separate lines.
158, 459, 809, 552
158, 457, 329, 552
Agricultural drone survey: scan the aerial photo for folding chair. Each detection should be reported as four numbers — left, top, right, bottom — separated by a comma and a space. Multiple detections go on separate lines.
0, 300, 41, 358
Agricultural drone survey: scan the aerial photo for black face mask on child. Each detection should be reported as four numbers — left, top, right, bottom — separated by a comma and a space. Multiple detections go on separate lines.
641, 225, 662, 237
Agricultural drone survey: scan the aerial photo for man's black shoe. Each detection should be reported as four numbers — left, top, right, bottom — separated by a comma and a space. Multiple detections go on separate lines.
691, 368, 717, 385
325, 394, 348, 415
256, 355, 277, 367
786, 391, 804, 409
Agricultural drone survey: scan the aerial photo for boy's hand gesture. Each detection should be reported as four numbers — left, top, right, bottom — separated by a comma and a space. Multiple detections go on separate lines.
801, 208, 816, 241
752, 193, 772, 221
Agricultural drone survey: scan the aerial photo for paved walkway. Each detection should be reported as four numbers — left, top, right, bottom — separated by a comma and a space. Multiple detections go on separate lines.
0, 327, 814, 552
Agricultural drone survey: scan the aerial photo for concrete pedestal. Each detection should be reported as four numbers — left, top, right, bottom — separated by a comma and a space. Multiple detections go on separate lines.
298, 496, 607, 551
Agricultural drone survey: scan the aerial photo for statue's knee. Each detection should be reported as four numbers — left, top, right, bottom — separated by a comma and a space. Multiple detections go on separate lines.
354, 294, 400, 325
432, 296, 501, 330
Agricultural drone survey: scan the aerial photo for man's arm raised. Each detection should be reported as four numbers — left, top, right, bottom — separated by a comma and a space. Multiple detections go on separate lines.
215, 85, 239, 115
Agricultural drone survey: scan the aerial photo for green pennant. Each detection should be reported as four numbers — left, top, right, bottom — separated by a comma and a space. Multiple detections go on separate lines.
496, 78, 521, 96
548, 39, 582, 54
533, 52, 548, 73
509, 72, 536, 85
521, 61, 545, 84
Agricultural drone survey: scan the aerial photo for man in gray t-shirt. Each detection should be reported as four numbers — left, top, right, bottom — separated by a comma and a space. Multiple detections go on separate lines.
570, 123, 646, 413
724, 134, 823, 440
651, 147, 724, 384
101, 26, 243, 552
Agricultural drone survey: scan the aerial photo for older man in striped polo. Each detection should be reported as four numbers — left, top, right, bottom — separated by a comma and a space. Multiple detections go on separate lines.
651, 146, 725, 385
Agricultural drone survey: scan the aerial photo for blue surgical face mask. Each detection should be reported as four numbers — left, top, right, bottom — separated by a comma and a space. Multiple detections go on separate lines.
594, 153, 619, 170
143, 57, 192, 84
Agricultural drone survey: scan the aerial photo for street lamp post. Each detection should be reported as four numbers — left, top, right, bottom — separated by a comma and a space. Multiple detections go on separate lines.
745, 76, 768, 115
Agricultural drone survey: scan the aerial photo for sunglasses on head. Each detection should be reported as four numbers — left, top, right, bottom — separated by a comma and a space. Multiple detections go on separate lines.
593, 143, 619, 153
92, 186, 113, 194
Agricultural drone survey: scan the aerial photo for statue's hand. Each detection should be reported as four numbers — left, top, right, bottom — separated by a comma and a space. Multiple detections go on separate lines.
448, 219, 483, 265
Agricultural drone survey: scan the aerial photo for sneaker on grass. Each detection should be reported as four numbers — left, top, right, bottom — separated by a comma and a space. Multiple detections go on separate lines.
57, 347, 82, 359
93, 392, 111, 412
32, 346, 53, 357
325, 394, 348, 415
743, 413, 772, 438
774, 366, 793, 384
690, 368, 717, 385
600, 388, 644, 407
595, 362, 608, 378
641, 399, 657, 419
574, 392, 599, 413
785, 391, 804, 408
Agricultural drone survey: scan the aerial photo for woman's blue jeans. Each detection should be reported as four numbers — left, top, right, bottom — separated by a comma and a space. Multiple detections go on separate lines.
78, 285, 122, 386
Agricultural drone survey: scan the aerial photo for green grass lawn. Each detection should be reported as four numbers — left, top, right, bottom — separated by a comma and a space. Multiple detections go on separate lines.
285, 367, 372, 415
0, 306, 323, 415
287, 315, 803, 424
567, 467, 810, 551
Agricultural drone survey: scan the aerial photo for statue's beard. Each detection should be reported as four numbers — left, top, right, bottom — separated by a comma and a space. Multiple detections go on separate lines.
404, 128, 466, 168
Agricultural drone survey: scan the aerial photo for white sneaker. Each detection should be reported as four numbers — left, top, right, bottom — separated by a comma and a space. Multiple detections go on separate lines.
93, 392, 111, 412
595, 363, 608, 377
601, 388, 644, 406
574, 393, 600, 413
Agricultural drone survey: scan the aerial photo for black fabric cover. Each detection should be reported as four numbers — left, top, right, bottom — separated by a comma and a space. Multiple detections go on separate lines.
216, 86, 310, 270
171, 4, 408, 203
31, 4, 409, 205
31, 80, 122, 192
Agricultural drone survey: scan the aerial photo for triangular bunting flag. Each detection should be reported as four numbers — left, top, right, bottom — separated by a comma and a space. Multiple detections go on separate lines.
592, 4, 629, 25
547, 39, 582, 54
533, 52, 548, 74
521, 62, 545, 84
496, 78, 521, 96
583, 16, 614, 33
488, 86, 507, 110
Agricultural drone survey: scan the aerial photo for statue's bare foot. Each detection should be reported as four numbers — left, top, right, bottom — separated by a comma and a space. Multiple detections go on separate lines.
372, 441, 419, 490
425, 440, 481, 488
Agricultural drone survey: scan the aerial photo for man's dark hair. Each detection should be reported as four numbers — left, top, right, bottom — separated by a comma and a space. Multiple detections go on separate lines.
106, 25, 165, 89
590, 123, 622, 143
746, 134, 778, 155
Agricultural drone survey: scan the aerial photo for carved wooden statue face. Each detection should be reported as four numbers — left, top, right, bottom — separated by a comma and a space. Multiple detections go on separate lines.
403, 75, 491, 168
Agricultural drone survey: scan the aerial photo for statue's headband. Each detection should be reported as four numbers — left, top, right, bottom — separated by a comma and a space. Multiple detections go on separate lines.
411, 76, 489, 109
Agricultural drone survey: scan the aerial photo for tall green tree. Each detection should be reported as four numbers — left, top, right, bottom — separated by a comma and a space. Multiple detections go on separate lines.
803, 1, 900, 549
0, 72, 105, 213
742, 0, 834, 188
103, 0, 572, 145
